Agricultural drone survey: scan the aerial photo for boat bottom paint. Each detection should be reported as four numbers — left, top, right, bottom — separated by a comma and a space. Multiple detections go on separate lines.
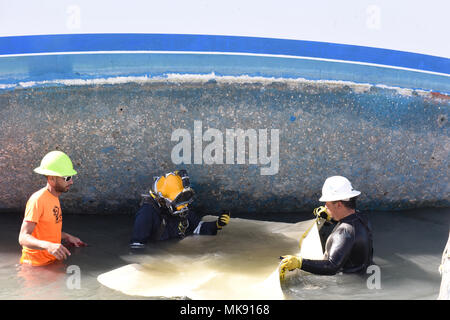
0, 76, 448, 214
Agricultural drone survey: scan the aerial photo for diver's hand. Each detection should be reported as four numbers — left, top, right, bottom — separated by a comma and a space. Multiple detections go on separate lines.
279, 255, 302, 281
216, 211, 230, 229
313, 206, 331, 221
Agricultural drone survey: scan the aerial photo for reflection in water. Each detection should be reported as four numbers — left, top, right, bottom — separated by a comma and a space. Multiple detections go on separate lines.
16, 262, 68, 299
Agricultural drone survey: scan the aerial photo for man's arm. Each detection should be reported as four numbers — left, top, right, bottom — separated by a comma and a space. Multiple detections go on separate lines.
301, 225, 355, 275
191, 211, 230, 235
18, 220, 71, 260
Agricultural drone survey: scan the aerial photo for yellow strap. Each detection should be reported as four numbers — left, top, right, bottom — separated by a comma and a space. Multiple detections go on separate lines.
299, 217, 319, 250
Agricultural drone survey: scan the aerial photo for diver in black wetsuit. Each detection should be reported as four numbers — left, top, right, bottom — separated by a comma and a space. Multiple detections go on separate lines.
280, 176, 373, 278
129, 170, 230, 248
302, 205, 373, 275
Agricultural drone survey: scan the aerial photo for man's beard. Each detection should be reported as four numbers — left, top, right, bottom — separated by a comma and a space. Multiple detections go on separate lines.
55, 183, 69, 193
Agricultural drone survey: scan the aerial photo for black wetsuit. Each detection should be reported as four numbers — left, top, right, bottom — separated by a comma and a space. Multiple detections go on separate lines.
130, 197, 219, 244
301, 211, 373, 275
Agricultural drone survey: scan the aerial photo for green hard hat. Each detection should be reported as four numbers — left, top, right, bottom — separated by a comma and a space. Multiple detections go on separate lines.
34, 151, 78, 177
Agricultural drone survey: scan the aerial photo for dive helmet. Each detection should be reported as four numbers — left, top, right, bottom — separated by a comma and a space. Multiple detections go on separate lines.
319, 176, 360, 202
34, 151, 78, 177
150, 170, 195, 217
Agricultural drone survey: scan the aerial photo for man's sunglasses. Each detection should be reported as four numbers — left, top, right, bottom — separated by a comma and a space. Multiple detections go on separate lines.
62, 176, 72, 182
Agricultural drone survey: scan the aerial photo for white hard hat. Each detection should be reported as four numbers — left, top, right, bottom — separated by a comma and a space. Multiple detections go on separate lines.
319, 176, 361, 202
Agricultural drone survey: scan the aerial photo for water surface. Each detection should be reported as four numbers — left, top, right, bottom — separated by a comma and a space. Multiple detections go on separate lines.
0, 208, 448, 300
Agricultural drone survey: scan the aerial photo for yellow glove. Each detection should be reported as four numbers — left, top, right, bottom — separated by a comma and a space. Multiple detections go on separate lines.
313, 206, 331, 221
279, 255, 302, 281
216, 211, 230, 229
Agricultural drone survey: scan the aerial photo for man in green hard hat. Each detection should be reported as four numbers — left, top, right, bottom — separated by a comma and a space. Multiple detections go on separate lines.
18, 151, 86, 266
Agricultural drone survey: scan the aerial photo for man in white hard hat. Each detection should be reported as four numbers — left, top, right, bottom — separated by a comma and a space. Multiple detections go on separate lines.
280, 176, 373, 277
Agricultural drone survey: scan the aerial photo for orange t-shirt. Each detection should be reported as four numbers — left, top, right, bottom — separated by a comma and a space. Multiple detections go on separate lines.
20, 187, 63, 266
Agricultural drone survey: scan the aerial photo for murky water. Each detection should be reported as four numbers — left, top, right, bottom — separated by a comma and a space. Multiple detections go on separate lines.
0, 208, 448, 300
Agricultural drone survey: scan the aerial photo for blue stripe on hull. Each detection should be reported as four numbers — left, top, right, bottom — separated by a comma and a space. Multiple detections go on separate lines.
1, 34, 449, 75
